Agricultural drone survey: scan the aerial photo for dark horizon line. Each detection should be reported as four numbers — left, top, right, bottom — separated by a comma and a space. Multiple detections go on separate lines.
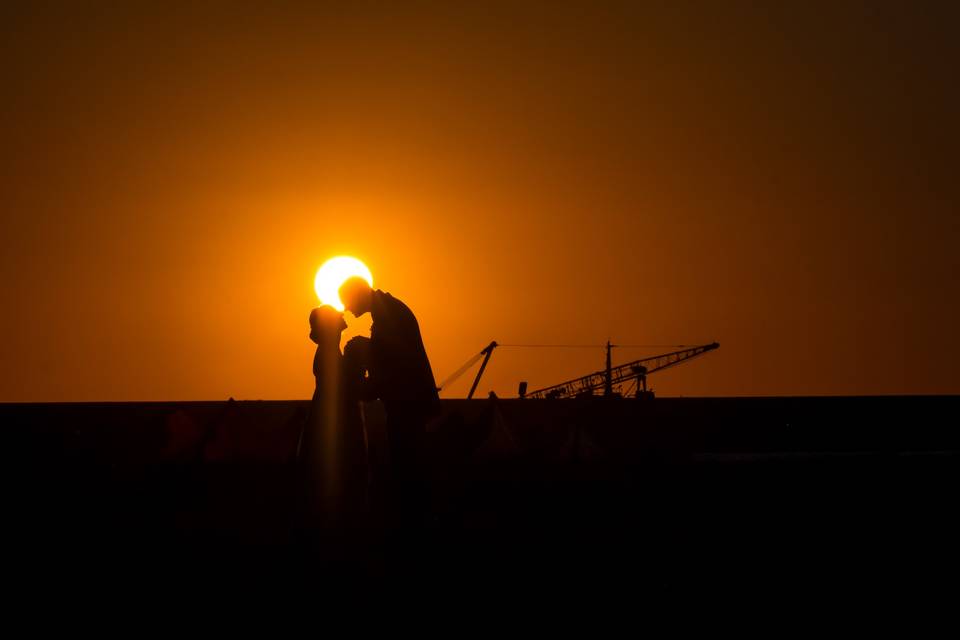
2, 393, 959, 405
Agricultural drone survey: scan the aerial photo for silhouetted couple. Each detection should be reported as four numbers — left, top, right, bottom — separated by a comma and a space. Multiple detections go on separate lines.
299, 277, 440, 554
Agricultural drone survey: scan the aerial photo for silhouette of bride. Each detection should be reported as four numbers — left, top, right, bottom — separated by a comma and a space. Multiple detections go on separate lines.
298, 306, 370, 550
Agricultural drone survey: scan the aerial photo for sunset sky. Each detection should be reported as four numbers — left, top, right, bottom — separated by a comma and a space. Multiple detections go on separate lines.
2, 2, 958, 401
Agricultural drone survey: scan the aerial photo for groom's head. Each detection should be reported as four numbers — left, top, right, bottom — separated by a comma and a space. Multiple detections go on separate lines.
339, 276, 373, 317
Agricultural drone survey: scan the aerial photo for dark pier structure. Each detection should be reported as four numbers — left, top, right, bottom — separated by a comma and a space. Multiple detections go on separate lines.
3, 396, 958, 595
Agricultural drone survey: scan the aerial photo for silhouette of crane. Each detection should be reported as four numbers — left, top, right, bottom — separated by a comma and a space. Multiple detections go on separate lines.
436, 341, 499, 399
438, 341, 719, 399
520, 342, 719, 399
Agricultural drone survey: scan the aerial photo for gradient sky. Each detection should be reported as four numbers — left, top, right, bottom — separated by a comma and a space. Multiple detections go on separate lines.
2, 2, 958, 401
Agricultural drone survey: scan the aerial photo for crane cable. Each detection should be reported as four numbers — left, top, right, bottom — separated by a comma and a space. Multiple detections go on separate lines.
436, 350, 486, 391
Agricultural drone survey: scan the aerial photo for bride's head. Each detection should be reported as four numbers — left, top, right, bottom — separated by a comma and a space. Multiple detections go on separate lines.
309, 305, 347, 345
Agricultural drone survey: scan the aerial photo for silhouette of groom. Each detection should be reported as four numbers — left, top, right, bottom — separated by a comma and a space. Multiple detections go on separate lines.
339, 277, 440, 525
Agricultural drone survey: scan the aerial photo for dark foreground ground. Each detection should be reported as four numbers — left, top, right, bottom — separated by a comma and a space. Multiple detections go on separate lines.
2, 396, 958, 599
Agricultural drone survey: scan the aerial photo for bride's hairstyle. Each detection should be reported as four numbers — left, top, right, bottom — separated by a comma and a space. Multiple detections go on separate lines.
309, 305, 347, 344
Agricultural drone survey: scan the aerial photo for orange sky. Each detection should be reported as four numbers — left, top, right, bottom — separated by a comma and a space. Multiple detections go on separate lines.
2, 3, 958, 400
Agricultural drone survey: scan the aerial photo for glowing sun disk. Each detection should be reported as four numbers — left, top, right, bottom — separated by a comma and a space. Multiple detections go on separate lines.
314, 256, 373, 311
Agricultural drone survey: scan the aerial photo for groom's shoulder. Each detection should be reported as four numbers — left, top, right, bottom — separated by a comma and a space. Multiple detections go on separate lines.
374, 290, 412, 315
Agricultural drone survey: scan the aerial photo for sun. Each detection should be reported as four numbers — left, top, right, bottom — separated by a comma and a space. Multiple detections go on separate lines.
314, 256, 373, 311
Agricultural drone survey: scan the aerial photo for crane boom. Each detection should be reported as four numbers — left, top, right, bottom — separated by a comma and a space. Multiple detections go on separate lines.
523, 342, 719, 399
437, 341, 499, 399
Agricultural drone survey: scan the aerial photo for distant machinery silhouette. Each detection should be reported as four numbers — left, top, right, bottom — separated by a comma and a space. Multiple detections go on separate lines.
436, 341, 498, 400
520, 342, 719, 399
438, 340, 719, 399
